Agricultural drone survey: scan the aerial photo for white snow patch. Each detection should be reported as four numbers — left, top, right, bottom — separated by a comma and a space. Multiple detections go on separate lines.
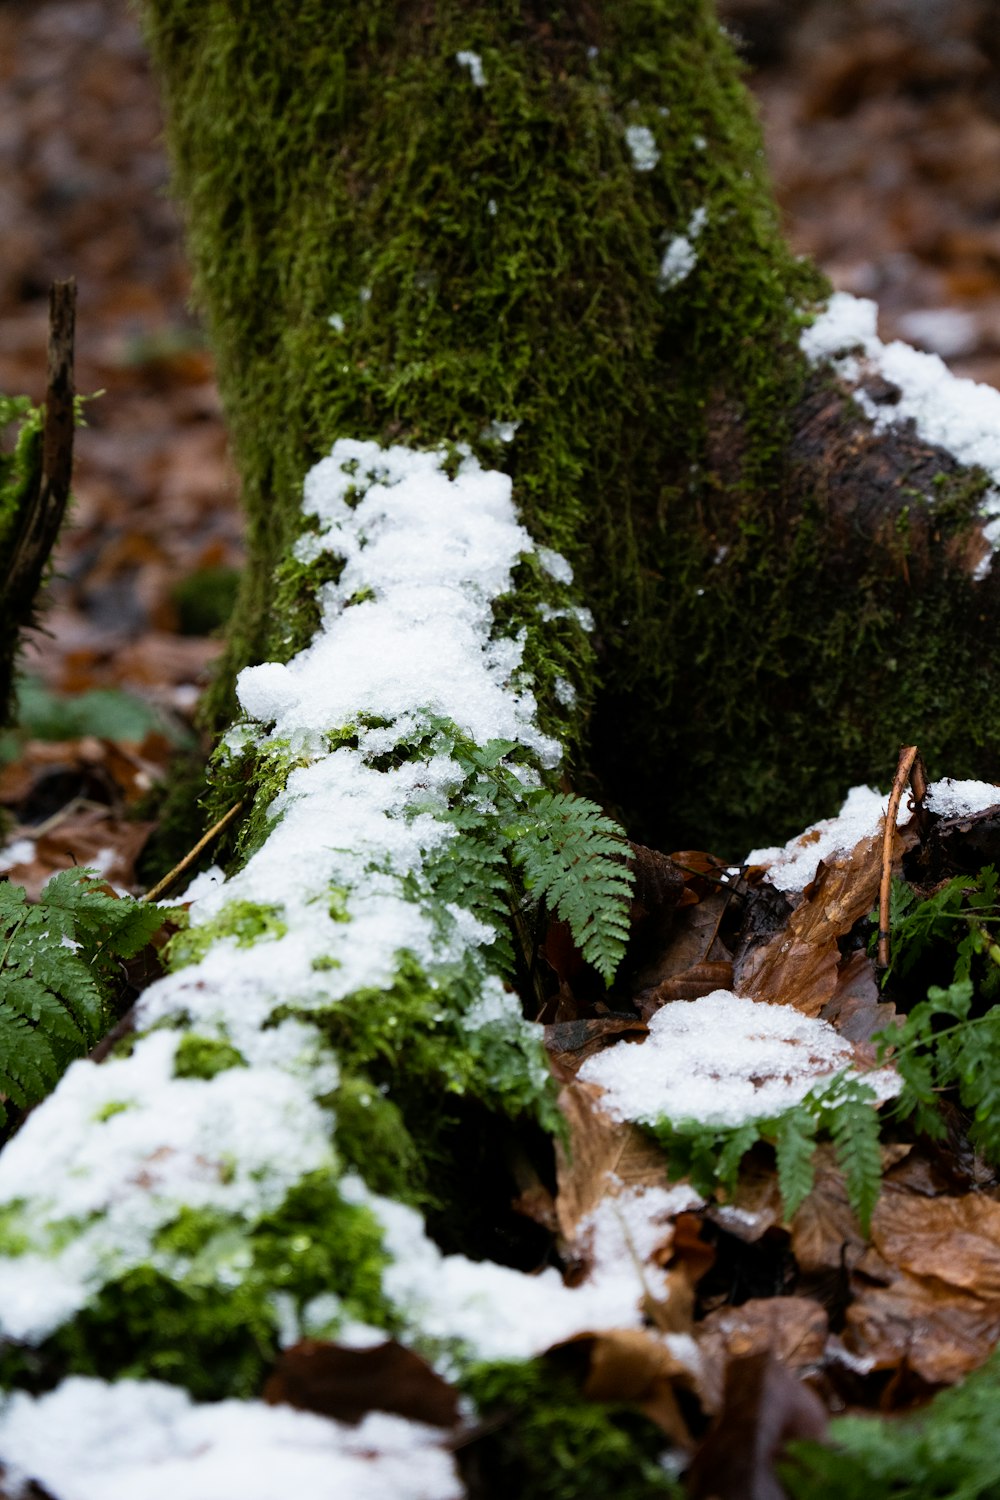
327, 312, 345, 333
0, 1378, 462, 1500
455, 50, 486, 87
579, 990, 898, 1130
925, 777, 1000, 819
658, 207, 708, 291
801, 291, 1000, 567
746, 783, 897, 894
626, 124, 660, 172
349, 1177, 701, 1367
0, 837, 35, 872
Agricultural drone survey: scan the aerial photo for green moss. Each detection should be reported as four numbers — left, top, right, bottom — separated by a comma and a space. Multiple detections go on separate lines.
0, 1172, 392, 1400
92, 1100, 134, 1123
0, 1201, 31, 1258
166, 899, 287, 970
280, 951, 560, 1258
462, 1359, 682, 1500
172, 1034, 247, 1079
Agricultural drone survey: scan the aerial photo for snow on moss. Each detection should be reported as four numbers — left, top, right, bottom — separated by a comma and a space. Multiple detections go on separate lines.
625, 124, 660, 172
0, 441, 689, 1492
0, 1377, 462, 1500
801, 291, 1000, 570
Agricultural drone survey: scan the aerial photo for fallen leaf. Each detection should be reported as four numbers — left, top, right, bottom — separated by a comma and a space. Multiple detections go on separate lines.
264, 1339, 461, 1428
545, 1329, 696, 1446
737, 824, 916, 1016
696, 1298, 829, 1414
544, 1015, 648, 1076
554, 1080, 680, 1242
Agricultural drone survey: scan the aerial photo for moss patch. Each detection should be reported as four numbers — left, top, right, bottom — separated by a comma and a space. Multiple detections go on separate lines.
0, 1171, 391, 1401
461, 1359, 682, 1500
172, 1034, 247, 1080
166, 899, 288, 969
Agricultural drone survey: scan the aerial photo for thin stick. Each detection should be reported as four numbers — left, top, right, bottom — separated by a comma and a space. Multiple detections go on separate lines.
142, 800, 244, 904
877, 745, 919, 970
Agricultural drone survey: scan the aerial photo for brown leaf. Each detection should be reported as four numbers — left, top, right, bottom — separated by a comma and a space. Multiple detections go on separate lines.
696, 1298, 829, 1414
631, 888, 733, 997
264, 1339, 461, 1429
737, 825, 915, 1016
635, 960, 735, 1018
554, 1081, 677, 1242
544, 1015, 648, 1076
546, 1329, 695, 1446
845, 1187, 1000, 1386
819, 948, 896, 1043
686, 1352, 828, 1500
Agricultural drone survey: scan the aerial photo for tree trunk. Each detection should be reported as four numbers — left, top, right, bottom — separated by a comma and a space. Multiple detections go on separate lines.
137, 0, 1000, 856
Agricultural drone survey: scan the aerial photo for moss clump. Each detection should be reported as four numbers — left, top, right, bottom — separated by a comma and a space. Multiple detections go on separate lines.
172, 1034, 247, 1080
170, 565, 241, 637
281, 951, 559, 1259
461, 1359, 682, 1500
166, 899, 287, 969
0, 1171, 391, 1401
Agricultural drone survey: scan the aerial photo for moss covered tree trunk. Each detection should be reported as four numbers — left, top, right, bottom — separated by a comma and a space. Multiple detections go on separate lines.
139, 0, 1000, 856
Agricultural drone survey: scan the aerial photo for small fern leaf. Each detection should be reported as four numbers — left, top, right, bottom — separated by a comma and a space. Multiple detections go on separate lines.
826, 1083, 883, 1233
774, 1108, 818, 1219
509, 791, 634, 984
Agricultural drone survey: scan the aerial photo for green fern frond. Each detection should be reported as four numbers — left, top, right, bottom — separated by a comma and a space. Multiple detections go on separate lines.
506, 791, 634, 984
0, 869, 170, 1125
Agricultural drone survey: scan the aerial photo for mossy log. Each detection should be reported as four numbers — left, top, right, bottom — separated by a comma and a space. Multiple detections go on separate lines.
139, 0, 1000, 856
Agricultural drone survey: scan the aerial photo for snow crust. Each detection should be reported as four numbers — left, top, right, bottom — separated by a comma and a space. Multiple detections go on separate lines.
0, 1378, 462, 1500
801, 291, 1000, 569
925, 776, 1000, 819
748, 777, 1000, 895
579, 990, 897, 1129
353, 1177, 701, 1367
746, 783, 894, 893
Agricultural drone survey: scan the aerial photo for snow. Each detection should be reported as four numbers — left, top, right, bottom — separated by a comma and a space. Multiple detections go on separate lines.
455, 50, 485, 88
801, 291, 1000, 570
625, 124, 660, 172
925, 776, 1000, 819
747, 783, 894, 893
578, 990, 898, 1130
349, 1177, 701, 1367
0, 837, 35, 872
658, 207, 708, 291
0, 1378, 462, 1500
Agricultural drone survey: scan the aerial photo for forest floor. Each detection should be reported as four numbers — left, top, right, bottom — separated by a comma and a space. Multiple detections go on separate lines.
1, 0, 999, 891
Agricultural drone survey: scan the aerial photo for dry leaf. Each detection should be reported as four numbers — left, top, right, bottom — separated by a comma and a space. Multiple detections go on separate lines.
264, 1339, 461, 1429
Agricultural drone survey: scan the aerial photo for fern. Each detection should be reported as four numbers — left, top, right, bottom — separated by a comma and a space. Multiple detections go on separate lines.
875, 865, 1000, 1162
416, 720, 634, 985
652, 1072, 883, 1231
0, 870, 167, 1125
783, 1344, 1000, 1498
